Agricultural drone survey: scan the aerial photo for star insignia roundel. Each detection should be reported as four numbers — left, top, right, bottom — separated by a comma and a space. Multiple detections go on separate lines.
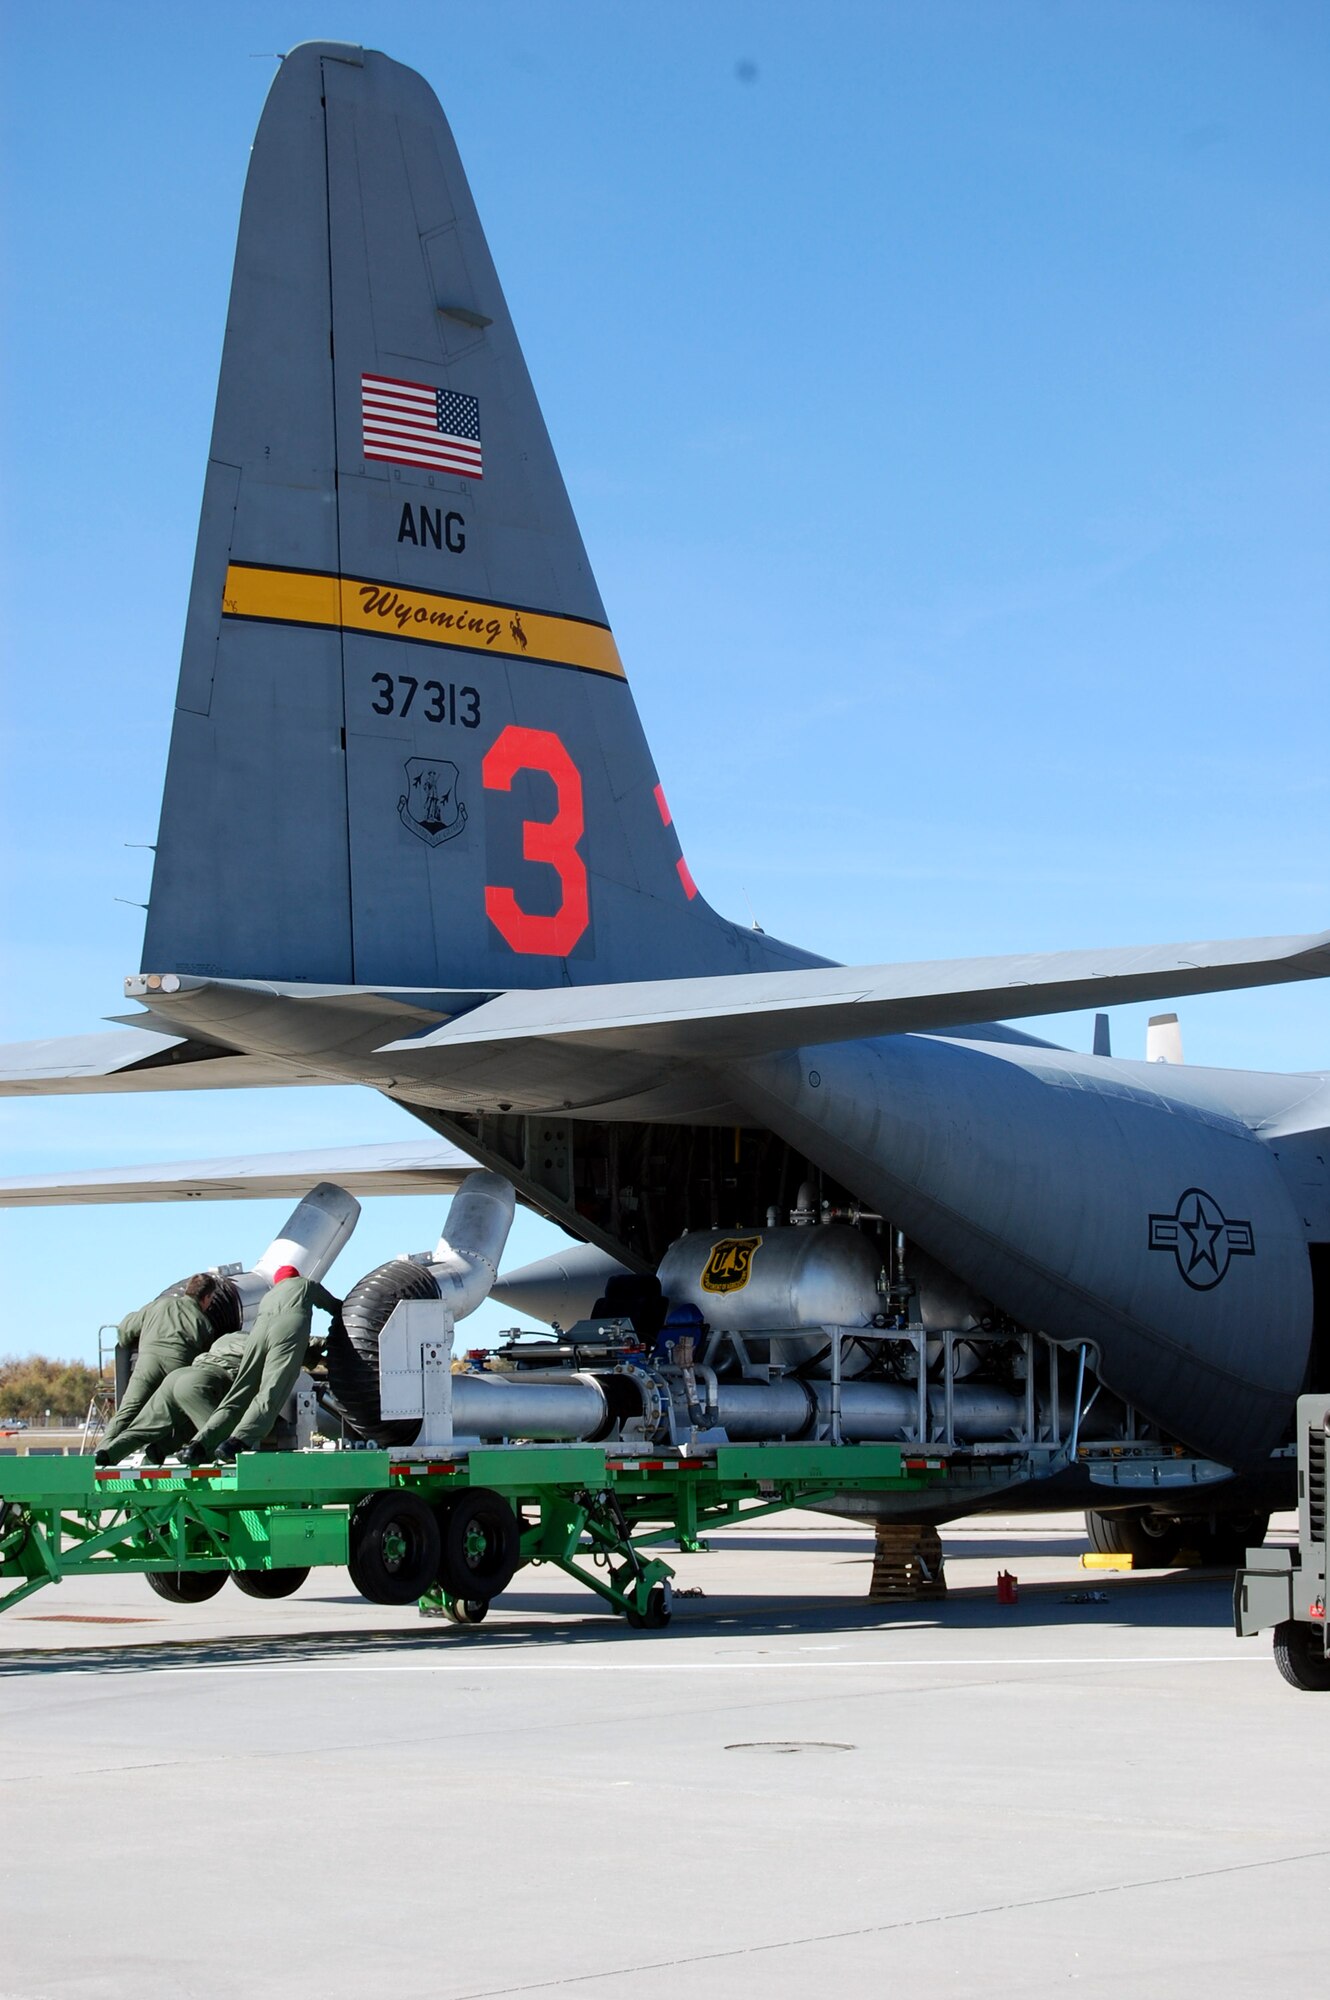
1147, 1188, 1255, 1291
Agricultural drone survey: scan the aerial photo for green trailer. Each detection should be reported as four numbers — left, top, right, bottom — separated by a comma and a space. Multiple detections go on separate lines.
0, 1440, 943, 1629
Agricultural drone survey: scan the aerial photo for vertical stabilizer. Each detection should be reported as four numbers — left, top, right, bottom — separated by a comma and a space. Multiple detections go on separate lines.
145, 44, 805, 991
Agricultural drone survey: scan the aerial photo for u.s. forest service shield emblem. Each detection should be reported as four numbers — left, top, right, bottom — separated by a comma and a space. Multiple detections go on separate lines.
700, 1235, 763, 1294
399, 757, 468, 846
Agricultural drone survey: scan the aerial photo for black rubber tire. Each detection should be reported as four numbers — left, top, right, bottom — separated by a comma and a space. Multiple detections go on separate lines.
1272, 1619, 1330, 1692
325, 1259, 441, 1445
146, 1569, 227, 1604
625, 1583, 673, 1630
1084, 1508, 1183, 1567
1189, 1514, 1270, 1569
436, 1488, 521, 1600
447, 1597, 490, 1625
232, 1567, 310, 1600
348, 1491, 441, 1605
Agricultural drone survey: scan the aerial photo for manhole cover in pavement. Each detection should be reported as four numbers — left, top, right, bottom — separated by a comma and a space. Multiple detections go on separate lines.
724, 1740, 855, 1755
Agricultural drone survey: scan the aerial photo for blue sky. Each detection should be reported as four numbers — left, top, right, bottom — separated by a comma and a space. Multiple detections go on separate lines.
1, 1, 1326, 1361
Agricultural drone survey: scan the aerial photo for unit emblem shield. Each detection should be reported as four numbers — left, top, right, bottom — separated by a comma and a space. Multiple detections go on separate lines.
399, 757, 468, 845
700, 1235, 763, 1295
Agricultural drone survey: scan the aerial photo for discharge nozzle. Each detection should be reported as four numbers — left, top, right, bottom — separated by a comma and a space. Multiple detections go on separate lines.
427, 1172, 516, 1322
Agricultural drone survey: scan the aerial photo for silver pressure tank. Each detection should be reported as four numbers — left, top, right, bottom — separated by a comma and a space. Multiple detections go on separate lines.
657, 1224, 883, 1332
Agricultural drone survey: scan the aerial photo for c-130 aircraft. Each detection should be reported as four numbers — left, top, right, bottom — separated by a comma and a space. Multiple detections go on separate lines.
2, 43, 1327, 1559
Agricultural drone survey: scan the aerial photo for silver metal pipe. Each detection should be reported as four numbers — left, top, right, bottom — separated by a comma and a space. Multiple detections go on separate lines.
452, 1373, 607, 1442
429, 1172, 516, 1322
257, 1182, 361, 1283
713, 1378, 1028, 1444
713, 1380, 818, 1440
1067, 1343, 1089, 1459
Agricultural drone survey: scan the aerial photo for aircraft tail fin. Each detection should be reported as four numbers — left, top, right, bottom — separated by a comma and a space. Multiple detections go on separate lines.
144, 44, 804, 992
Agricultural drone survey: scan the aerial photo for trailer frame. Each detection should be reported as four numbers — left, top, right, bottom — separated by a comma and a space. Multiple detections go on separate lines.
0, 1440, 944, 1627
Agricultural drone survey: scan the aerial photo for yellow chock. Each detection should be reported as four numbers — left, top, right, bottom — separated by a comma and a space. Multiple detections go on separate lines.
1081, 1552, 1134, 1571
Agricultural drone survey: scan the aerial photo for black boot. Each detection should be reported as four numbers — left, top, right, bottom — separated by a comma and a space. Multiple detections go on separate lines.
215, 1437, 244, 1464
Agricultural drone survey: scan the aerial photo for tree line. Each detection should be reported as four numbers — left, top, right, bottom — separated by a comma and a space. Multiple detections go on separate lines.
0, 1355, 107, 1423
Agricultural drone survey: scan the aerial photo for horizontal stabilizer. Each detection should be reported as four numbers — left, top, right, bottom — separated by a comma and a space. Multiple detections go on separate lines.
0, 1030, 326, 1098
377, 928, 1330, 1066
0, 1138, 478, 1207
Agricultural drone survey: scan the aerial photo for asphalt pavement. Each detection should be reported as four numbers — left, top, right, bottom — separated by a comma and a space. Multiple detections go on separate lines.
1, 1509, 1322, 1998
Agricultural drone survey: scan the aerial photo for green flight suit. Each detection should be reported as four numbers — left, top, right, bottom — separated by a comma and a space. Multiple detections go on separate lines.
190, 1277, 341, 1453
101, 1294, 216, 1450
98, 1334, 248, 1465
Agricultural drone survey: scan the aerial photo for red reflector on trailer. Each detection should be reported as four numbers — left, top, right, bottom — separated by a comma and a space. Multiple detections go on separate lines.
1311, 1602, 1326, 1621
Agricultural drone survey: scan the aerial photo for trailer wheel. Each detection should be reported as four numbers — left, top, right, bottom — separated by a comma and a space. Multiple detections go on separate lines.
348, 1492, 441, 1605
626, 1582, 673, 1629
1084, 1508, 1182, 1567
436, 1489, 520, 1600
446, 1597, 490, 1625
1273, 1620, 1330, 1692
232, 1567, 310, 1600
146, 1569, 227, 1604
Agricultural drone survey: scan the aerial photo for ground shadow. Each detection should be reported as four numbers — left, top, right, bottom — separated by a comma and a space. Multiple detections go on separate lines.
0, 1565, 1240, 1677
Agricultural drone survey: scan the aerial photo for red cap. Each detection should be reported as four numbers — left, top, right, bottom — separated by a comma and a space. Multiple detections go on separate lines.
272, 1264, 301, 1284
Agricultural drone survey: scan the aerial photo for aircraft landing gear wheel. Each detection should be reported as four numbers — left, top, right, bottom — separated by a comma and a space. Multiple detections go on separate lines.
435, 1489, 520, 1601
348, 1491, 441, 1605
232, 1566, 310, 1600
146, 1569, 227, 1604
446, 1597, 490, 1625
1273, 1620, 1330, 1692
1191, 1515, 1269, 1568
1084, 1508, 1182, 1568
626, 1583, 673, 1630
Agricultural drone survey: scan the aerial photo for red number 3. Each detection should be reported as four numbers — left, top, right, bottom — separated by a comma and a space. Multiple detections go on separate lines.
482, 725, 590, 956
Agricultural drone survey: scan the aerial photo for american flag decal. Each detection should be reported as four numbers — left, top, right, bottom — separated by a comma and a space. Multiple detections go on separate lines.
361, 374, 484, 479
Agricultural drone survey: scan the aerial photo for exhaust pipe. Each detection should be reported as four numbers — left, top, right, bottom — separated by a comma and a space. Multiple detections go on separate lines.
428, 1173, 515, 1321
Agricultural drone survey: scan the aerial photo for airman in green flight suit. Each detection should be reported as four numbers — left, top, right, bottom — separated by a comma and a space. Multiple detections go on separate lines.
94, 1332, 250, 1466
182, 1268, 341, 1464
96, 1275, 219, 1464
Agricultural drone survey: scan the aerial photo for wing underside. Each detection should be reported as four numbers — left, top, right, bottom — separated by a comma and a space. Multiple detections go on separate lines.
0, 1138, 479, 1207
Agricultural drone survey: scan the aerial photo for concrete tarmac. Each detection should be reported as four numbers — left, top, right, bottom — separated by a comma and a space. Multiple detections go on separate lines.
1, 1509, 1323, 1998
